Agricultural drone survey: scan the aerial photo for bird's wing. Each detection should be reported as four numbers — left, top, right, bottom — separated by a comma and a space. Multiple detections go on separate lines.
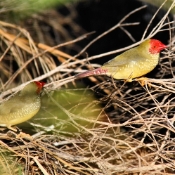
0, 98, 28, 115
103, 48, 142, 68
103, 56, 129, 67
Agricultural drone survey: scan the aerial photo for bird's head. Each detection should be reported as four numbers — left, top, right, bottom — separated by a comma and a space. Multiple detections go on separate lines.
21, 81, 45, 96
149, 39, 167, 54
34, 81, 45, 94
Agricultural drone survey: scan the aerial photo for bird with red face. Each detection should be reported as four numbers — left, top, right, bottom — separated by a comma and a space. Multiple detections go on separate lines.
0, 81, 45, 130
75, 39, 166, 81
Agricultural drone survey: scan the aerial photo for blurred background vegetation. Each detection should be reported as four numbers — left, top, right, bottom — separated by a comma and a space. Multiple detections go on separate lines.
0, 0, 175, 174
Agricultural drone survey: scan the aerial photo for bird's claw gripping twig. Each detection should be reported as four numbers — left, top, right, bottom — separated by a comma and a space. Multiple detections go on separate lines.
135, 77, 152, 87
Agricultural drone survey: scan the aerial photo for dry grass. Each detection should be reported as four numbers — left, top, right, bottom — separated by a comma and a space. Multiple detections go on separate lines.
0, 1, 175, 174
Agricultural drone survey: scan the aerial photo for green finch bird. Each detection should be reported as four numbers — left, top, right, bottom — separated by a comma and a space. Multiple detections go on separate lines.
0, 81, 45, 130
75, 39, 166, 81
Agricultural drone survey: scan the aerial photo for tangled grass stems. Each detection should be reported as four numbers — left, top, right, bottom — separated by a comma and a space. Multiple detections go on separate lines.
0, 0, 175, 174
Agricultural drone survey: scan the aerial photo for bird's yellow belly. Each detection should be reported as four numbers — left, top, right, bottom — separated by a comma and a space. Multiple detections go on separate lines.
105, 59, 158, 80
0, 101, 40, 127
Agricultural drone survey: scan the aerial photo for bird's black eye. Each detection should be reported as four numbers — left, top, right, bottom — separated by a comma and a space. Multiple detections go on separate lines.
153, 45, 156, 49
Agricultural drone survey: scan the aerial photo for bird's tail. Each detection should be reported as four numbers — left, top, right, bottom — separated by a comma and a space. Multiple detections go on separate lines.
75, 67, 108, 79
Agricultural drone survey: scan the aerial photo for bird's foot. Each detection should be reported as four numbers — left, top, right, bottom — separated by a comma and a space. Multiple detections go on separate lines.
6, 126, 21, 137
126, 78, 133, 82
7, 126, 21, 133
135, 77, 151, 87
16, 132, 33, 140
123, 78, 133, 83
